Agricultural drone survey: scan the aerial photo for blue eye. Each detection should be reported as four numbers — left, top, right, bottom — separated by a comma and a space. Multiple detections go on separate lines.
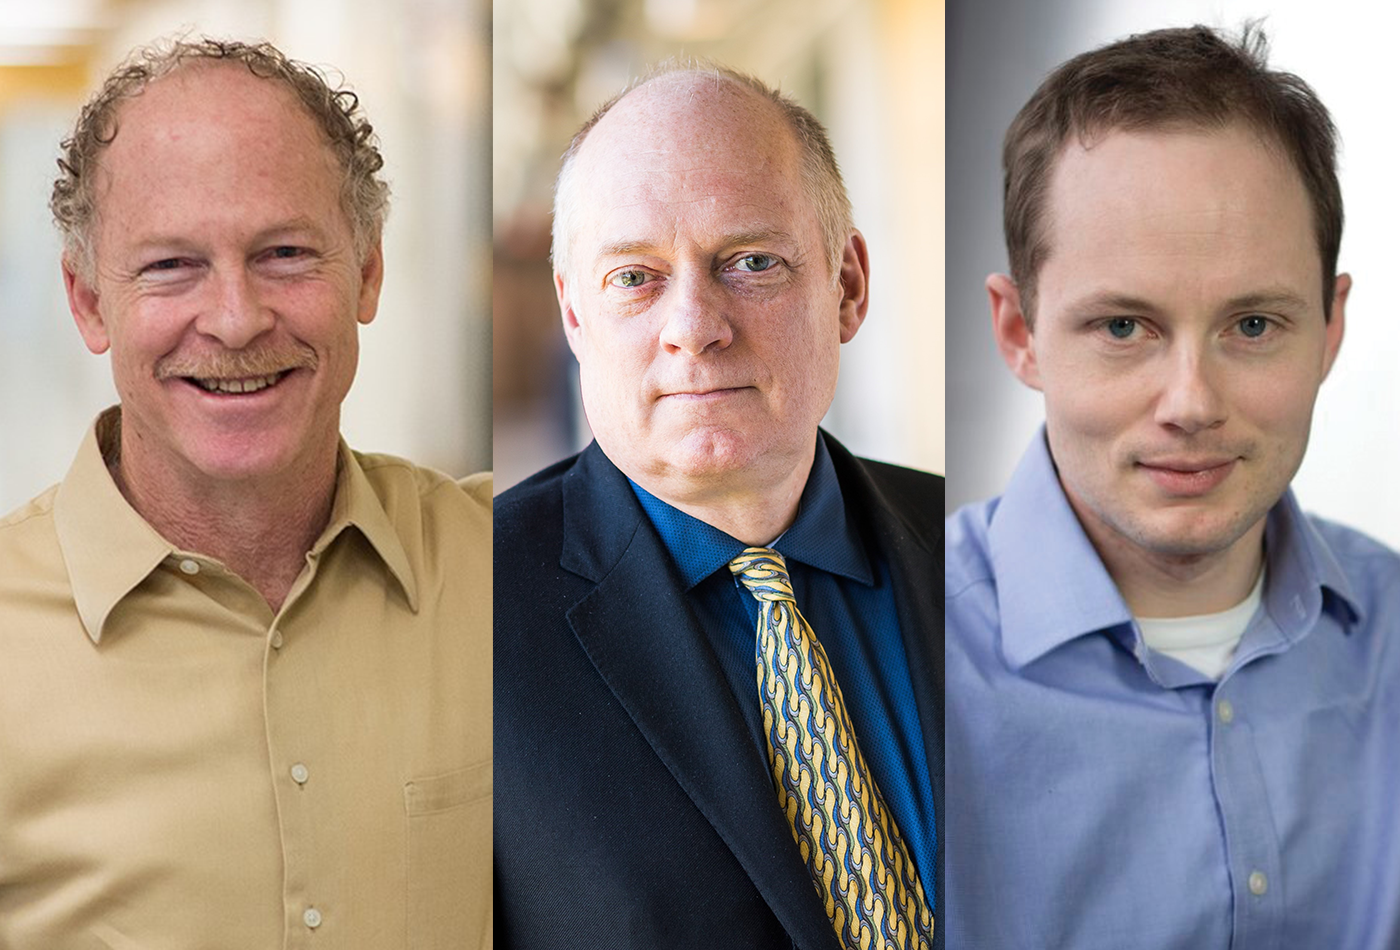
1238, 315, 1270, 338
735, 254, 776, 272
1106, 318, 1137, 339
270, 246, 304, 259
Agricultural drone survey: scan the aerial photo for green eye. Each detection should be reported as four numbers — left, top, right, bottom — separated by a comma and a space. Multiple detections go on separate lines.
612, 270, 647, 288
735, 254, 776, 272
1106, 318, 1137, 339
1239, 315, 1269, 338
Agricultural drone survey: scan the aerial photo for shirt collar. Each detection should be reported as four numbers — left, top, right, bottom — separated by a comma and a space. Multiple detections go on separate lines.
989, 427, 1360, 670
314, 442, 420, 613
53, 408, 179, 644
629, 435, 873, 590
53, 407, 419, 643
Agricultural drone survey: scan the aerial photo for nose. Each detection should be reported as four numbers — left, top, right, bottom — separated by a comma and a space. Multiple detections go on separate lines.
1154, 343, 1227, 434
194, 266, 275, 349
658, 270, 733, 356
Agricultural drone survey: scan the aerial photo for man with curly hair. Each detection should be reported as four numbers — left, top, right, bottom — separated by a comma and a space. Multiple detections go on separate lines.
0, 38, 491, 949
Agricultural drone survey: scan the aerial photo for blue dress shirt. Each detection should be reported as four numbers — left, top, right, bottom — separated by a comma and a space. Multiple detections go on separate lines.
630, 436, 938, 904
945, 430, 1400, 949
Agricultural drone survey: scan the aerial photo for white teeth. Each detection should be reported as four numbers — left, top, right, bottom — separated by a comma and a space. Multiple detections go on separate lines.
192, 373, 282, 394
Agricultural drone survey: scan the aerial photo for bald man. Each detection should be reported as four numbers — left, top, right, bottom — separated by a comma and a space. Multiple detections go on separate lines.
494, 65, 943, 950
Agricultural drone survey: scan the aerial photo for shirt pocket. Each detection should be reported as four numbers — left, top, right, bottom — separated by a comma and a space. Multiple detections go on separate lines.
404, 761, 492, 949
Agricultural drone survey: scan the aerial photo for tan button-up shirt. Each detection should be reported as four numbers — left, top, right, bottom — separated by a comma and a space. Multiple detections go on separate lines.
0, 410, 492, 949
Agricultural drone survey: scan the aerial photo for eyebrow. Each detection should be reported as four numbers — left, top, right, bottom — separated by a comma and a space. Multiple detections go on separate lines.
131, 218, 332, 252
592, 227, 800, 265
1067, 286, 1315, 316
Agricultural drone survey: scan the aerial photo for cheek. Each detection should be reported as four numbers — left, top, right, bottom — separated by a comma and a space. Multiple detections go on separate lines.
1042, 371, 1142, 443
1232, 370, 1321, 443
106, 304, 185, 370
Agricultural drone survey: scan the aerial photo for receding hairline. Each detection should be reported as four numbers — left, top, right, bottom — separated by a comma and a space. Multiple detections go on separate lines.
552, 61, 851, 282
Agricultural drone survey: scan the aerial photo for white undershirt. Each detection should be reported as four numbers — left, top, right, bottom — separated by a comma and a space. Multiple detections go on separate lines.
1136, 568, 1266, 681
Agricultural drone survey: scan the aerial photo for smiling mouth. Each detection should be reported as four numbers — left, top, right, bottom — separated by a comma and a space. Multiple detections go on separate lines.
185, 371, 291, 395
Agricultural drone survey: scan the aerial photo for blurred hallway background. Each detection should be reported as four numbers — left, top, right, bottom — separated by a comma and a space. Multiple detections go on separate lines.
0, 0, 490, 513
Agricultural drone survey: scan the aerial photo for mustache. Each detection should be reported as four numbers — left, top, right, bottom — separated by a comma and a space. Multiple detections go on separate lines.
155, 343, 318, 380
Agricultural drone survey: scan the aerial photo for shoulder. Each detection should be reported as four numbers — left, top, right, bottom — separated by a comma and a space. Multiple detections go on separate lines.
0, 484, 59, 536
493, 453, 581, 535
0, 486, 64, 590
354, 450, 491, 518
857, 456, 945, 502
350, 451, 493, 572
1302, 511, 1400, 606
821, 433, 943, 534
1306, 512, 1400, 567
944, 496, 1000, 600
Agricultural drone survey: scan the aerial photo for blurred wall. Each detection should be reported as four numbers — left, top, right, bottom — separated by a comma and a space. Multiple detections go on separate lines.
0, 0, 490, 514
493, 0, 944, 492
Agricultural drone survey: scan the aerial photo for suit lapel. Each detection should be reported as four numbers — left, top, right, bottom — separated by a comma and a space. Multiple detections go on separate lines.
561, 445, 841, 950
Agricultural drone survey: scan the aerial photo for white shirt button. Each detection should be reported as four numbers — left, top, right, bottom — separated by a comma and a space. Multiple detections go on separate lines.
178, 558, 200, 575
1217, 699, 1235, 724
290, 763, 309, 785
270, 630, 284, 650
1249, 870, 1268, 896
303, 907, 322, 928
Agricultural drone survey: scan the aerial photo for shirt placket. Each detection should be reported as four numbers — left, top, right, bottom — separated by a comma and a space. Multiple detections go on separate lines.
1209, 668, 1283, 950
264, 554, 329, 946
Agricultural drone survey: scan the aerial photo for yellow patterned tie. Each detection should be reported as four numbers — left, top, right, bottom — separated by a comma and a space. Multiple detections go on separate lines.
729, 547, 933, 949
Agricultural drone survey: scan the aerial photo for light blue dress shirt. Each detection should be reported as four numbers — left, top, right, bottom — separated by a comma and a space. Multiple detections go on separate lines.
946, 430, 1400, 950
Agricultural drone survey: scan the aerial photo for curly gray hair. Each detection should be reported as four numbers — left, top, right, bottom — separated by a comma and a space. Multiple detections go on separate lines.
52, 36, 390, 277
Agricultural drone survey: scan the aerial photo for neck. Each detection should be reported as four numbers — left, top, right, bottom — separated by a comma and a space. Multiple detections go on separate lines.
1091, 518, 1267, 618
111, 436, 340, 614
631, 447, 816, 547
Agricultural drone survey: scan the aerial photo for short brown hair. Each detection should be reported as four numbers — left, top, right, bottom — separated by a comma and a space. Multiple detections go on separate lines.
1003, 23, 1342, 321
551, 60, 852, 283
52, 35, 390, 276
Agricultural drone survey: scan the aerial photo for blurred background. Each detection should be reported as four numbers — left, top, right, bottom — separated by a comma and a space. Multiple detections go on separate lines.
0, 0, 490, 513
493, 0, 944, 493
948, 0, 1400, 548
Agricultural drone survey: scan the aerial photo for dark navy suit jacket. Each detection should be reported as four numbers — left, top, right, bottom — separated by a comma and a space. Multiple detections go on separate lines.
494, 431, 944, 949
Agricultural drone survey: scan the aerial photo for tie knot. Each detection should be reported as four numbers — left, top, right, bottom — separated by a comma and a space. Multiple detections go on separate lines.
729, 547, 795, 603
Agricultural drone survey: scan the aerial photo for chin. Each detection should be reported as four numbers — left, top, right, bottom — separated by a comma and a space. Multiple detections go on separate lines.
667, 428, 767, 478
1127, 509, 1263, 560
181, 437, 307, 484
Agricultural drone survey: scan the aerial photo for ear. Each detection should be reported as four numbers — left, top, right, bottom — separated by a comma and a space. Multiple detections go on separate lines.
837, 229, 870, 344
987, 272, 1042, 391
63, 256, 110, 355
1321, 272, 1349, 380
357, 239, 385, 325
556, 270, 586, 360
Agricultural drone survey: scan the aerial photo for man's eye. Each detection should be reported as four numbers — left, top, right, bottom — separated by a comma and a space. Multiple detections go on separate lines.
734, 253, 776, 272
610, 270, 650, 288
1105, 317, 1137, 339
269, 246, 305, 260
145, 258, 186, 272
1238, 314, 1271, 338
